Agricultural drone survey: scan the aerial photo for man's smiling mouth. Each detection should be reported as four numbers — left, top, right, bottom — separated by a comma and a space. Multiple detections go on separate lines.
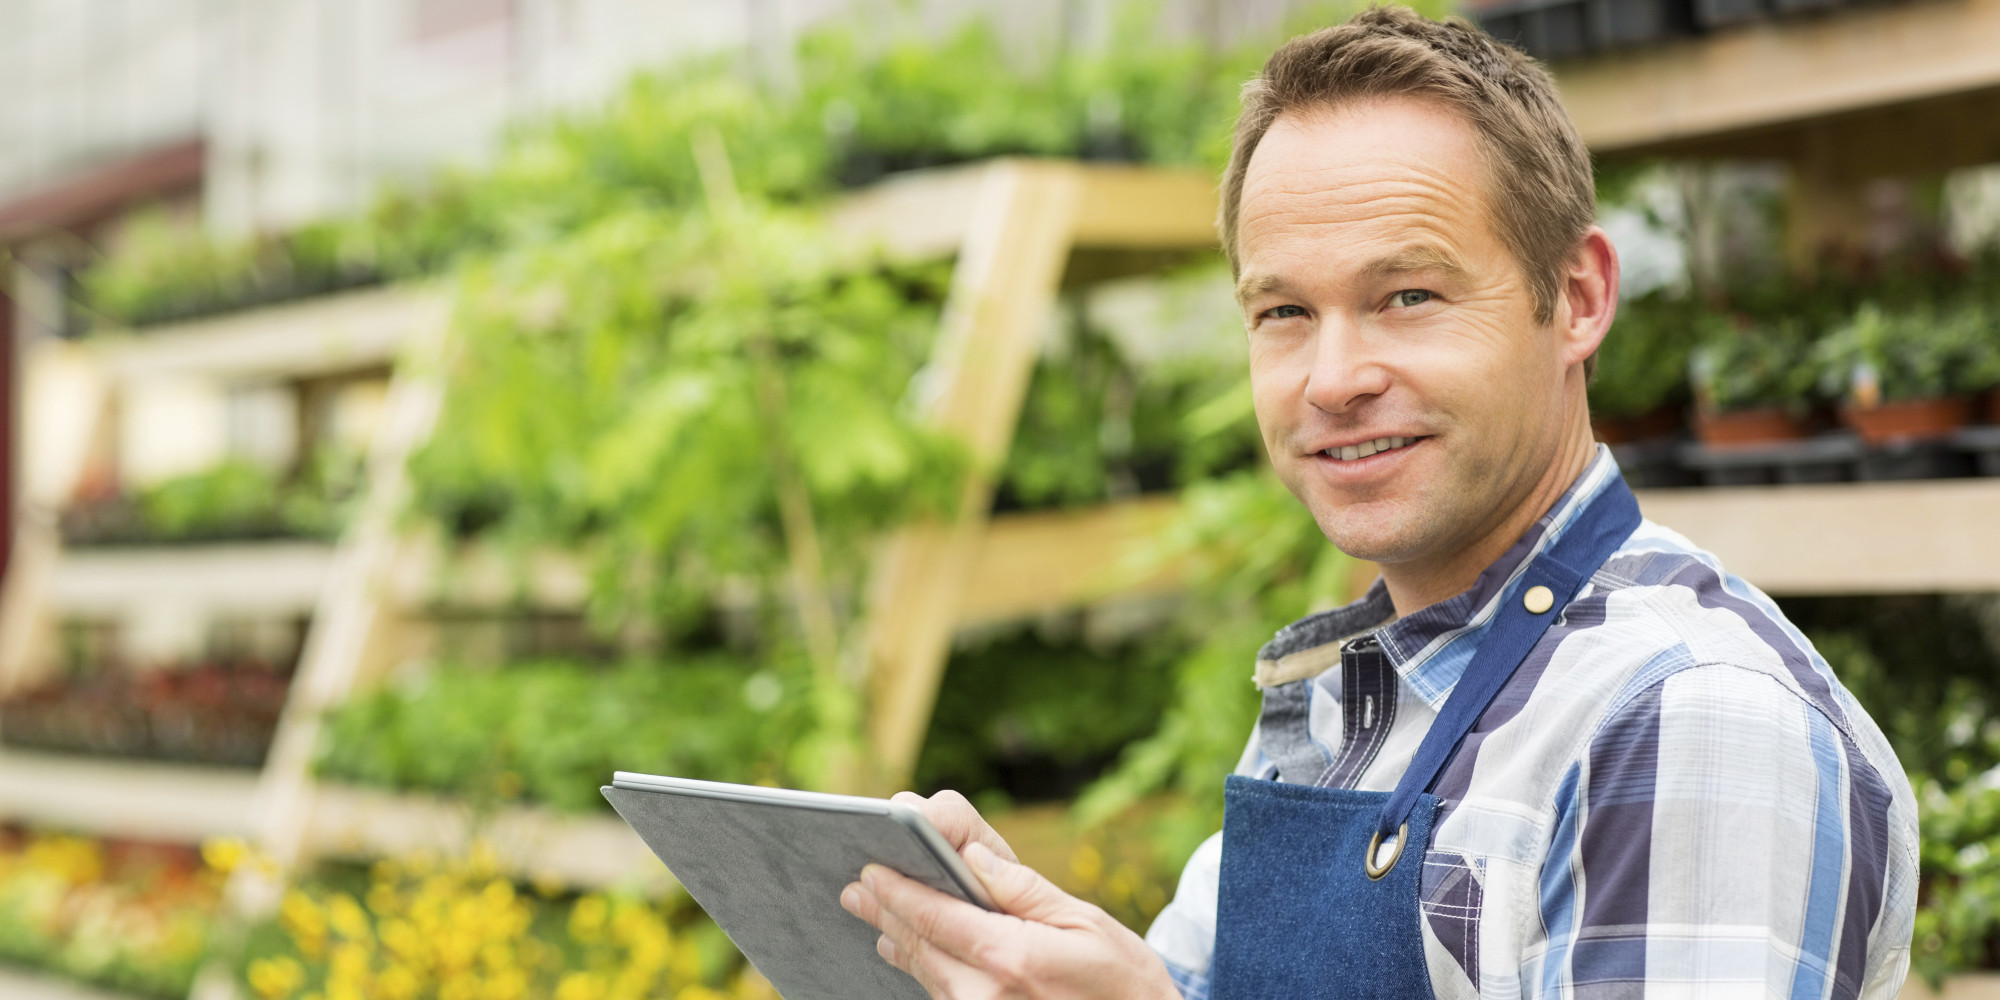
1321, 436, 1424, 462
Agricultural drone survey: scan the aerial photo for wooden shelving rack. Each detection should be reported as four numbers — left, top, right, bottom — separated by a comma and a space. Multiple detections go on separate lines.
3, 153, 1994, 1000
7, 153, 2000, 894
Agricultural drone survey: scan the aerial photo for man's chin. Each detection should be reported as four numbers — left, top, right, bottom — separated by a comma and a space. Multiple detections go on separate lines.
1304, 498, 1432, 564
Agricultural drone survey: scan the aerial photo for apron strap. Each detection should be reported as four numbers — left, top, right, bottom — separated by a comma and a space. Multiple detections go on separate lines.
1372, 476, 1641, 848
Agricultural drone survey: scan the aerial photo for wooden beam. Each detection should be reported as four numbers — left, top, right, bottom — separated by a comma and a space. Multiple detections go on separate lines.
0, 747, 259, 842
861, 162, 1084, 789
304, 784, 672, 892
955, 496, 1186, 627
1636, 479, 2000, 595
244, 311, 450, 882
91, 285, 449, 383
1072, 166, 1218, 249
831, 161, 1218, 264
1555, 0, 2000, 153
49, 542, 335, 618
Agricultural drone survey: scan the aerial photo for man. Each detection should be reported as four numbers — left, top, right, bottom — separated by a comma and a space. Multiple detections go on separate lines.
840, 8, 1918, 998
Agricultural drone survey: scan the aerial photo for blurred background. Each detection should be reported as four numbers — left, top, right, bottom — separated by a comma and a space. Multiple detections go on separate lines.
2, 1, 1999, 998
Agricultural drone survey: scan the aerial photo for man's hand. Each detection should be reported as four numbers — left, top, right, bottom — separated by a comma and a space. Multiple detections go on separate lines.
840, 792, 1181, 1000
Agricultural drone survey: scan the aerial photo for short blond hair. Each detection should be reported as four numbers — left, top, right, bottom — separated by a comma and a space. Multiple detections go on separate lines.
1219, 6, 1594, 326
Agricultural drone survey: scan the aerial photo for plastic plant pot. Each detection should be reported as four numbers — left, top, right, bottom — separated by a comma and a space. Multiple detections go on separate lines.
1841, 396, 1973, 445
1693, 407, 1813, 449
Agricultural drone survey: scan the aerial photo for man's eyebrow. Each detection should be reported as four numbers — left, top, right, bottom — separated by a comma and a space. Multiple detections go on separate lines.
1234, 271, 1288, 305
1359, 244, 1470, 281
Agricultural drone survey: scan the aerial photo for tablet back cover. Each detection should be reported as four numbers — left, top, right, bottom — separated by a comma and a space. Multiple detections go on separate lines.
603, 785, 943, 1000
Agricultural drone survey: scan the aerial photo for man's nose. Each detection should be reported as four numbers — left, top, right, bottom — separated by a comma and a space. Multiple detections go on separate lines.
1302, 314, 1392, 415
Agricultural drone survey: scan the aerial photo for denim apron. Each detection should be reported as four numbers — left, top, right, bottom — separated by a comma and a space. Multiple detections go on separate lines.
1210, 478, 1640, 999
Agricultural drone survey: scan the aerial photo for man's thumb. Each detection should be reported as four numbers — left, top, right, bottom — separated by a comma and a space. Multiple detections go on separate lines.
964, 841, 1073, 922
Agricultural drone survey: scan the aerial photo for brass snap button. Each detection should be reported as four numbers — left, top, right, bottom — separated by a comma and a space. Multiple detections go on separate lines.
1523, 585, 1555, 614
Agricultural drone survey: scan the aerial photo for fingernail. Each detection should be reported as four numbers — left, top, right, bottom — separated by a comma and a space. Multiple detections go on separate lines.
840, 885, 861, 913
861, 864, 882, 889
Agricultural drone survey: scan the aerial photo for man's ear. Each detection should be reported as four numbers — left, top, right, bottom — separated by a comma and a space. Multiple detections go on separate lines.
1559, 227, 1619, 368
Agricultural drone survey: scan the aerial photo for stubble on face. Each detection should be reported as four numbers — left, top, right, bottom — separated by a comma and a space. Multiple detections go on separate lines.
1236, 98, 1575, 580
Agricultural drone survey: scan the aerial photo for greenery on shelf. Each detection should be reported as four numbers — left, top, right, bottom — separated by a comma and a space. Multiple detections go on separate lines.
913, 629, 1183, 806
1588, 291, 1718, 421
60, 457, 360, 546
1688, 317, 1822, 415
316, 655, 812, 813
1814, 301, 2000, 404
0, 832, 219, 999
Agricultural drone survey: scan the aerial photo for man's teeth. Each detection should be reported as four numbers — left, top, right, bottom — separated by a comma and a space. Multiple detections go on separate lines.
1326, 436, 1413, 461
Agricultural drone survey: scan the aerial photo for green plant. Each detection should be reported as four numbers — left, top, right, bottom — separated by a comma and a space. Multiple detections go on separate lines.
1688, 316, 1821, 414
1814, 301, 2000, 404
1588, 292, 1717, 420
317, 656, 812, 813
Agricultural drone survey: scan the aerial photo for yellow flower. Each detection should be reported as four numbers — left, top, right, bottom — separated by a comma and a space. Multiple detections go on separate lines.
555, 971, 605, 1000
569, 895, 608, 941
1069, 844, 1104, 885
202, 837, 250, 875
327, 892, 372, 941
248, 955, 306, 1000
377, 963, 421, 1000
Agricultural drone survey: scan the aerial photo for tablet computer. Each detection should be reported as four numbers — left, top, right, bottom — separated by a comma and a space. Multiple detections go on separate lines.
603, 771, 995, 1000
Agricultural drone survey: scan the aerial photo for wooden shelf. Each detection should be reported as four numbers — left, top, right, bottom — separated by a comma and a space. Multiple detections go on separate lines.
49, 541, 335, 617
88, 285, 450, 383
302, 784, 672, 892
0, 748, 260, 842
1636, 478, 2000, 595
1555, 0, 2000, 162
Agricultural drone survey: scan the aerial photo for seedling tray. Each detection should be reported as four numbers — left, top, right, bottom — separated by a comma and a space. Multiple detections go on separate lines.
1678, 434, 1860, 486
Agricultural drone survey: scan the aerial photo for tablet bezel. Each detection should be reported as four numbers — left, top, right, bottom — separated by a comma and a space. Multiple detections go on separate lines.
610, 771, 998, 911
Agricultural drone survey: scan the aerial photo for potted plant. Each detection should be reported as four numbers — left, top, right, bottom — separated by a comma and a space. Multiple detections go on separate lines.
1815, 301, 1993, 444
1688, 317, 1821, 448
1588, 291, 1706, 443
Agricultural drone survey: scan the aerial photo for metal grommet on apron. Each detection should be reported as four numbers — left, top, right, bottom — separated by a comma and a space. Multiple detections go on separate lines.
1209, 478, 1640, 999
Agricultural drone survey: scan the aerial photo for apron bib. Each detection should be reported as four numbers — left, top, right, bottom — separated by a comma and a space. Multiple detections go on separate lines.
1211, 477, 1640, 999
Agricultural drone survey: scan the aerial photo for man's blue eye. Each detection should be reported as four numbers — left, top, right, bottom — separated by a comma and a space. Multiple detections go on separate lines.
1392, 290, 1433, 308
1266, 304, 1307, 320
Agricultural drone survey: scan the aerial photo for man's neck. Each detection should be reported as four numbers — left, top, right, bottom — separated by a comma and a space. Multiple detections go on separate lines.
1379, 418, 1600, 618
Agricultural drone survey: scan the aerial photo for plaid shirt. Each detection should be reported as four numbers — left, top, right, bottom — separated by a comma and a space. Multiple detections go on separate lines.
1146, 448, 1918, 1000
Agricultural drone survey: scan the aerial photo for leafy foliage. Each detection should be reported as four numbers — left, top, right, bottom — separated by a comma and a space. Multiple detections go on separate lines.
1588, 291, 1718, 420
60, 458, 358, 546
1689, 317, 1822, 413
1814, 301, 2000, 403
317, 656, 812, 813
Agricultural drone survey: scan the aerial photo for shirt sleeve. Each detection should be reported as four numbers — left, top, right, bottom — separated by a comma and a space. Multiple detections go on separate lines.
1534, 662, 1910, 1000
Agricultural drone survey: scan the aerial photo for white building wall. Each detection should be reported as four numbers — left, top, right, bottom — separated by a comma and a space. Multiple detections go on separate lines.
0, 0, 1314, 236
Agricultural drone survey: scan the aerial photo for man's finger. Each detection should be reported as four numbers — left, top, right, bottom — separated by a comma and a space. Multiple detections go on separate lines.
857, 862, 1021, 968
894, 790, 1018, 863
856, 876, 989, 998
963, 841, 1094, 927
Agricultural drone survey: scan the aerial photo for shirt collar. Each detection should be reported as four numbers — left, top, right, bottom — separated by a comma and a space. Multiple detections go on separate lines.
1253, 445, 1627, 707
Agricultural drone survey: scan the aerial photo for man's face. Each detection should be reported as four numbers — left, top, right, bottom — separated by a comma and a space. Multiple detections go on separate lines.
1235, 98, 1576, 567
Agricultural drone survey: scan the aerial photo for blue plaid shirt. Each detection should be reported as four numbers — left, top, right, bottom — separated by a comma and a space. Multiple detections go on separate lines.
1146, 448, 1918, 1000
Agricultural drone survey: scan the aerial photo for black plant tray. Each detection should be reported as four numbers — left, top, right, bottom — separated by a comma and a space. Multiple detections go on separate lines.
1954, 426, 2000, 477
1855, 438, 1975, 481
1677, 434, 1861, 487
1609, 437, 1700, 489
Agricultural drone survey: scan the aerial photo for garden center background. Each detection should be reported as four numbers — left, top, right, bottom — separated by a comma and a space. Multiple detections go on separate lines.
4, 1, 2000, 998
